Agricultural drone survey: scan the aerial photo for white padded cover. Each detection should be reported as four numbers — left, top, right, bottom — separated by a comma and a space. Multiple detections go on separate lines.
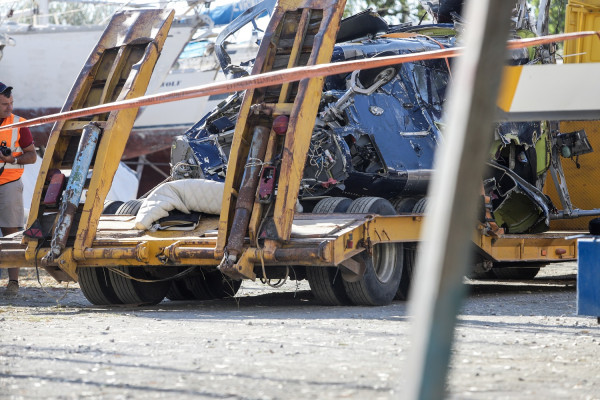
135, 179, 224, 230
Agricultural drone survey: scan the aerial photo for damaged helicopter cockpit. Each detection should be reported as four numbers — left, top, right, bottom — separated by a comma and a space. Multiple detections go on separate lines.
169, 0, 593, 238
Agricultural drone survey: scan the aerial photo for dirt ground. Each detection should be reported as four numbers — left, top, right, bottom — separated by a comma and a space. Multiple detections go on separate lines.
0, 262, 598, 400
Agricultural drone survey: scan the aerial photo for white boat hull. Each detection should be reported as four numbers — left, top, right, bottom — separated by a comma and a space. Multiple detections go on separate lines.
0, 20, 229, 158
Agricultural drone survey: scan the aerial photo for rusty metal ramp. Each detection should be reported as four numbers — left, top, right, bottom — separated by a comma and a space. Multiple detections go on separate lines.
212, 0, 348, 279
0, 9, 176, 281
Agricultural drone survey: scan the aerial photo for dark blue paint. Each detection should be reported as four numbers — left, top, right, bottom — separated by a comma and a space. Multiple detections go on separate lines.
577, 239, 600, 317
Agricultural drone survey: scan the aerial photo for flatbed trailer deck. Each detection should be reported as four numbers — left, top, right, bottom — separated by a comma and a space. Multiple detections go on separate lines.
0, 213, 577, 277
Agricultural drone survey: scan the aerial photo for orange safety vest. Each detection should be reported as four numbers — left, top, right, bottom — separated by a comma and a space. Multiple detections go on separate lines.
0, 114, 25, 185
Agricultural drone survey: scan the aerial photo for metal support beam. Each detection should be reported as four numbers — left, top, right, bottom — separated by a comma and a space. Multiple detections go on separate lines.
405, 1, 514, 399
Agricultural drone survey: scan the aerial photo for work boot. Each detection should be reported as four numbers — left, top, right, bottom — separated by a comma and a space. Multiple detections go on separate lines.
4, 280, 19, 297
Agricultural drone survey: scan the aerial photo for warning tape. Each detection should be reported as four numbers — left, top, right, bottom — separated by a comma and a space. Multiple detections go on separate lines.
4, 30, 598, 131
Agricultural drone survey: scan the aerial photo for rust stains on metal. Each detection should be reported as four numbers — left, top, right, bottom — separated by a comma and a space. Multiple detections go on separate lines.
42, 123, 101, 265
225, 124, 272, 259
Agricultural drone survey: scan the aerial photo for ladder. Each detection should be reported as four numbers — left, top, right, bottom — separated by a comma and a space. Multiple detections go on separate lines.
22, 9, 176, 281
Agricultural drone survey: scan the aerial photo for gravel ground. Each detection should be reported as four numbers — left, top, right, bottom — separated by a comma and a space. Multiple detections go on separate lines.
0, 263, 598, 399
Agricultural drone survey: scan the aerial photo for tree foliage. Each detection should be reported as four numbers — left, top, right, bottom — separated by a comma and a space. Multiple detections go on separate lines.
1, 1, 118, 26
344, 0, 426, 24
526, 0, 567, 34
1, 0, 568, 32
48, 2, 116, 26
344, 0, 568, 33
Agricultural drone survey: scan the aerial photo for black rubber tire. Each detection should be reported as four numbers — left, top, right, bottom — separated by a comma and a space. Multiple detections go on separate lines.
102, 201, 169, 305
392, 197, 419, 213
184, 272, 214, 300
166, 280, 193, 301
312, 197, 353, 213
492, 266, 541, 280
202, 270, 241, 299
394, 198, 427, 300
307, 267, 352, 306
108, 266, 171, 305
307, 197, 353, 305
589, 217, 600, 235
166, 271, 197, 301
182, 269, 241, 300
412, 197, 428, 214
115, 199, 143, 216
467, 270, 496, 280
343, 197, 403, 306
395, 243, 415, 301
102, 200, 124, 215
78, 267, 123, 306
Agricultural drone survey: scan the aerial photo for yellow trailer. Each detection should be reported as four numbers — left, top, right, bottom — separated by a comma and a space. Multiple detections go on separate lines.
1, 1, 594, 307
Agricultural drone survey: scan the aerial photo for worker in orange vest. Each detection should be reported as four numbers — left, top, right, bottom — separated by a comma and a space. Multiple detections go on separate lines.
0, 82, 37, 296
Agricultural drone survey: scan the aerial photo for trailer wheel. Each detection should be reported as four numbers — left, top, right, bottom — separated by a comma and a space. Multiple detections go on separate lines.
468, 270, 496, 279
307, 267, 352, 305
166, 268, 197, 301
467, 257, 496, 280
166, 270, 234, 301
412, 197, 428, 215
204, 270, 241, 298
166, 279, 195, 301
492, 265, 542, 280
394, 243, 415, 301
312, 197, 352, 213
115, 199, 143, 216
181, 269, 241, 300
306, 197, 353, 305
102, 200, 124, 215
108, 266, 171, 305
343, 197, 403, 306
78, 267, 123, 306
392, 196, 419, 213
395, 198, 427, 300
